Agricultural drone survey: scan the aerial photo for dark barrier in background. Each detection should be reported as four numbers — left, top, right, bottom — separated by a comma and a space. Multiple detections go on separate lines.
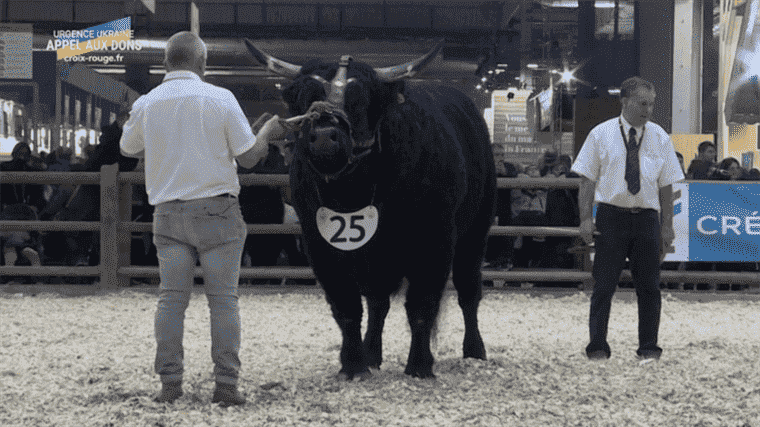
2, 164, 758, 290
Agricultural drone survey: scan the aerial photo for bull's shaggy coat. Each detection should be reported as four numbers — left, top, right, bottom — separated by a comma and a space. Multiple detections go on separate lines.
270, 49, 496, 379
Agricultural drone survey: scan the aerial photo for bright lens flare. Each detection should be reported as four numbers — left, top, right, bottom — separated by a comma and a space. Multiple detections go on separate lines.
559, 69, 576, 84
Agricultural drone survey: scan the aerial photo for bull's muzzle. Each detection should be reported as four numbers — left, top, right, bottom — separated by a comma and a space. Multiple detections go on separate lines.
307, 122, 352, 176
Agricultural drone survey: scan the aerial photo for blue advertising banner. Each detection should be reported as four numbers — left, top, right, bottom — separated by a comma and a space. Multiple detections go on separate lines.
688, 182, 760, 261
593, 182, 760, 262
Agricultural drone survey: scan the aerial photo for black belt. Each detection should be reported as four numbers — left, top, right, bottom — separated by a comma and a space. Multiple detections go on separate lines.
598, 202, 654, 214
215, 193, 237, 199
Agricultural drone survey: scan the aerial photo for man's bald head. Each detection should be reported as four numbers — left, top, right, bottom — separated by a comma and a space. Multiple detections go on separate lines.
164, 31, 207, 75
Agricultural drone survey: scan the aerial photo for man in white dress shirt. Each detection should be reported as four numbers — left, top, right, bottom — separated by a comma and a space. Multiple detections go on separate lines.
571, 77, 684, 360
120, 31, 287, 405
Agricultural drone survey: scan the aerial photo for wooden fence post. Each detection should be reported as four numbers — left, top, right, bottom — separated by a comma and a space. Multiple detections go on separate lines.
99, 164, 130, 288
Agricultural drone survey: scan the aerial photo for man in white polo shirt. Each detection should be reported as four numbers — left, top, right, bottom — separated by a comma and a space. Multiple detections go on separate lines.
571, 77, 684, 361
120, 31, 287, 405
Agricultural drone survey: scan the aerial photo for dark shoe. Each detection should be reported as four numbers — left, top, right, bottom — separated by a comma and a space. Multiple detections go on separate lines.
636, 350, 662, 360
21, 248, 41, 266
154, 381, 183, 403
212, 383, 246, 406
586, 350, 610, 360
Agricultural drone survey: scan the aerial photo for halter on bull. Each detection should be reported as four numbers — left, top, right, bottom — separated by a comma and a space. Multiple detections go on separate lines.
243, 39, 441, 182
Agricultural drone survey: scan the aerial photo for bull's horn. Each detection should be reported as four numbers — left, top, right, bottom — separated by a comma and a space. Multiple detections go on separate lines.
243, 38, 302, 78
374, 39, 444, 81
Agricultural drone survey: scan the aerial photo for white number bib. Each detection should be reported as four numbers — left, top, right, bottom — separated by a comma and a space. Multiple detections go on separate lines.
316, 205, 379, 251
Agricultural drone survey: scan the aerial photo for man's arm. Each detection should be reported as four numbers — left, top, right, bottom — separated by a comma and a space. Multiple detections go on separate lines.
658, 184, 674, 230
578, 176, 596, 222
578, 176, 597, 244
119, 106, 146, 159
236, 115, 288, 169
658, 184, 675, 263
236, 139, 267, 169
120, 148, 145, 159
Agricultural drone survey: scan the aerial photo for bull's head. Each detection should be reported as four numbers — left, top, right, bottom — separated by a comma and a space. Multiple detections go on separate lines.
244, 39, 442, 181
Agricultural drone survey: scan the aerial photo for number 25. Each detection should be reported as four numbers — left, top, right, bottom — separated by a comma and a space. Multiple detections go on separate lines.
329, 215, 366, 243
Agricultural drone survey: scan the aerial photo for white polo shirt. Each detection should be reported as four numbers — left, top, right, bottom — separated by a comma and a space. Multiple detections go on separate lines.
120, 70, 258, 205
571, 115, 684, 212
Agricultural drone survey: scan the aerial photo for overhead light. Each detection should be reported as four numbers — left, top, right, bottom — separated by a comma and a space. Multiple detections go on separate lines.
481, 77, 487, 82
559, 69, 576, 84
546, 1, 578, 7
595, 1, 616, 8
497, 63, 509, 68
527, 63, 539, 69
133, 39, 168, 49
476, 84, 482, 90
488, 70, 493, 74
92, 68, 125, 74
608, 88, 621, 95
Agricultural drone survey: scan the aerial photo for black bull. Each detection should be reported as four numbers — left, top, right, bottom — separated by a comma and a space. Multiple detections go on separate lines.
245, 39, 497, 379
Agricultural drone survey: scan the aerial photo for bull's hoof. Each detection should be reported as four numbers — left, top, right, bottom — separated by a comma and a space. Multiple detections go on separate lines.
463, 347, 487, 360
463, 334, 487, 360
404, 366, 435, 379
336, 369, 372, 381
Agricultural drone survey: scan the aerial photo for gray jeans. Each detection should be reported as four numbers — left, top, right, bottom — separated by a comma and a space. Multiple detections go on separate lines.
152, 195, 247, 386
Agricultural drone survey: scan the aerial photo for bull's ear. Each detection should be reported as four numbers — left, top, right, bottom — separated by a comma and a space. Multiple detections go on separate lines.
281, 82, 297, 107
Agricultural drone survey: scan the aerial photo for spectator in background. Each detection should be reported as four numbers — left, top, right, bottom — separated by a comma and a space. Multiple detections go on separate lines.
86, 110, 139, 173
710, 157, 745, 181
541, 154, 580, 287
0, 141, 46, 212
484, 158, 518, 273
0, 142, 44, 275
539, 150, 559, 177
511, 163, 548, 272
553, 154, 573, 177
675, 152, 685, 175
38, 147, 75, 221
686, 141, 717, 180
238, 142, 288, 285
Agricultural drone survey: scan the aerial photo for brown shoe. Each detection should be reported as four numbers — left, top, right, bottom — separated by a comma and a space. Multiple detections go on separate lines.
154, 381, 183, 403
211, 383, 246, 406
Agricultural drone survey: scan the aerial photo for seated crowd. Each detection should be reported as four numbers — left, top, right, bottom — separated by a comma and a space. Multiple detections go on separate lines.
0, 114, 310, 285
1, 134, 755, 289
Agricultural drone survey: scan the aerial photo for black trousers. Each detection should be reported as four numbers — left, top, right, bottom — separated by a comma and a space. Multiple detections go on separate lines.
587, 203, 662, 357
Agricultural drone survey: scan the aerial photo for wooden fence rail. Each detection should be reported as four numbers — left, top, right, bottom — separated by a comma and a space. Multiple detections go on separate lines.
2, 165, 759, 289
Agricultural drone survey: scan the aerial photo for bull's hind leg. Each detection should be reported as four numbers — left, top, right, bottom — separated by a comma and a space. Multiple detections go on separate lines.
404, 260, 451, 378
451, 235, 488, 360
363, 295, 390, 369
324, 289, 371, 381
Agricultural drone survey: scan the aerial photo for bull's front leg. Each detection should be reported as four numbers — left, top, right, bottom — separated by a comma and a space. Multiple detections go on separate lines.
325, 289, 370, 381
363, 295, 390, 369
